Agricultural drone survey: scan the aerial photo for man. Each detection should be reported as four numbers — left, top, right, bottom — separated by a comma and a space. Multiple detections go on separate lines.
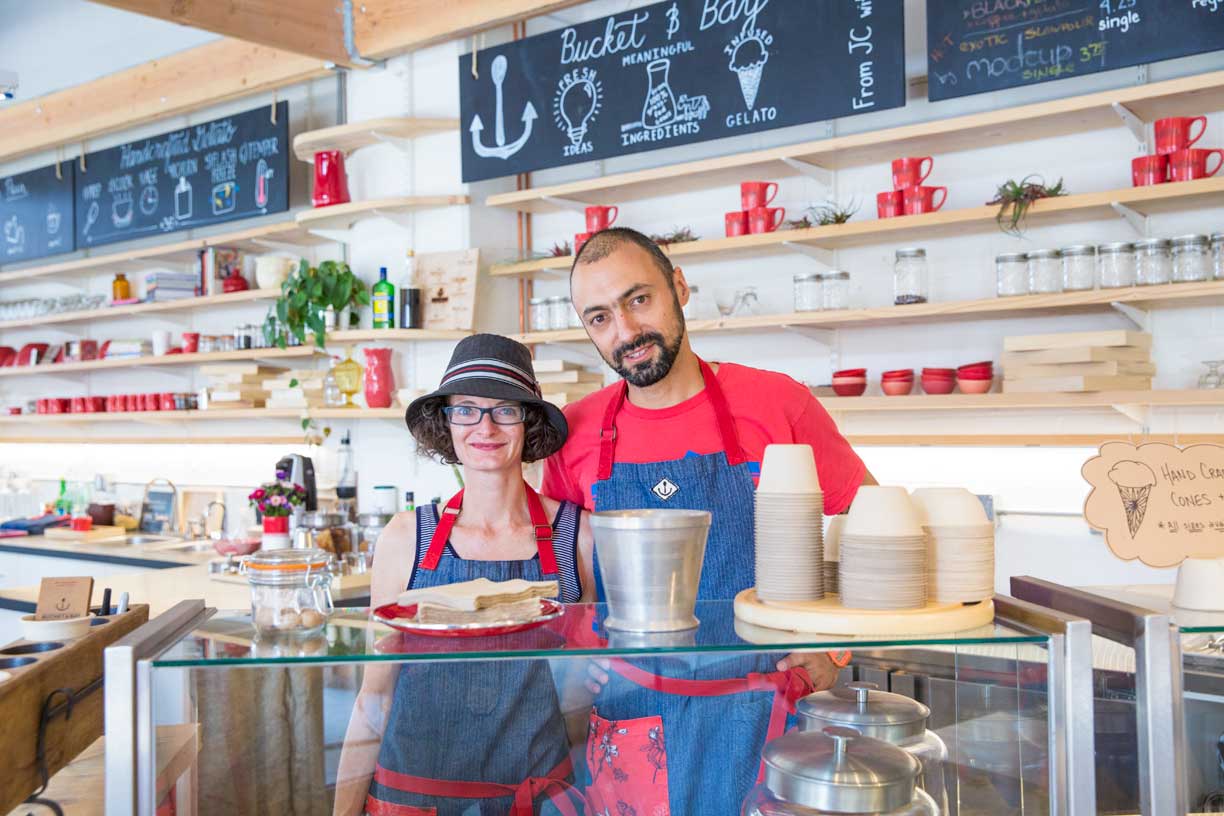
542, 227, 876, 813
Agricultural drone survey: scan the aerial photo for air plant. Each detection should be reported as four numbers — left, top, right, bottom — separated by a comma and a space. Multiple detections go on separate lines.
988, 175, 1067, 236
805, 198, 860, 226
649, 226, 700, 247
781, 215, 814, 231
549, 240, 573, 257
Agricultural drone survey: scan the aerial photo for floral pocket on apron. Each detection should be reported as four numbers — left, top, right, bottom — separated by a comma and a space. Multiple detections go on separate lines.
586, 709, 671, 816
364, 796, 435, 816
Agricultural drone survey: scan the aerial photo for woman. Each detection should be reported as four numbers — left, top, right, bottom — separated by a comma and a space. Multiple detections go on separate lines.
334, 334, 594, 816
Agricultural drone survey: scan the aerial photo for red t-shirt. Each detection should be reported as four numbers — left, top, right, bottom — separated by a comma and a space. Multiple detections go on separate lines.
541, 362, 866, 515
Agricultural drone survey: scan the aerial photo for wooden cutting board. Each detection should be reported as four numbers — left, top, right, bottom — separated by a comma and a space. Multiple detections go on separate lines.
43, 526, 126, 542
1002, 375, 1152, 393
733, 588, 995, 636
1002, 329, 1151, 352
1003, 361, 1156, 379
1001, 346, 1151, 366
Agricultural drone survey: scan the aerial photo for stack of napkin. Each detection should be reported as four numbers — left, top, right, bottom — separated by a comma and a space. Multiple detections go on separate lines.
397, 578, 558, 625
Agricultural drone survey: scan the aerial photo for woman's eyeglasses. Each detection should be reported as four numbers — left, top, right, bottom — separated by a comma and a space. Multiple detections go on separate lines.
442, 404, 526, 425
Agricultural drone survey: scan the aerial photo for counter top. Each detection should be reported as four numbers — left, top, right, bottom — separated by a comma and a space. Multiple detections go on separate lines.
0, 533, 208, 567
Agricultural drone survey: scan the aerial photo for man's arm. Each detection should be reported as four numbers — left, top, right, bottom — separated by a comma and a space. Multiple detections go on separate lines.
541, 445, 584, 506
792, 394, 872, 514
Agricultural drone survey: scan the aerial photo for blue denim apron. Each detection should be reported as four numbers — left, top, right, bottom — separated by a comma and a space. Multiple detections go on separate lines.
367, 484, 585, 816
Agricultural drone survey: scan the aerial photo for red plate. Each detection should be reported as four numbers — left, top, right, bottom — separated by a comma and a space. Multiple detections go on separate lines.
372, 599, 564, 638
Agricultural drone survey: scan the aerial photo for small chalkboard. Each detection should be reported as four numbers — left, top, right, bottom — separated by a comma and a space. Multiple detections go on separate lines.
0, 163, 75, 264
928, 1, 1224, 102
75, 102, 290, 249
139, 483, 178, 534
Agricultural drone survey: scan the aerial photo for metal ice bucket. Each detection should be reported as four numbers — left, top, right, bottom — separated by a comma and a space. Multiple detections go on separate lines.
590, 509, 711, 632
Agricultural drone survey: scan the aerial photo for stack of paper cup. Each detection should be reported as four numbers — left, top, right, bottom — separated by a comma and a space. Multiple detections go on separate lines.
911, 488, 995, 603
839, 486, 927, 610
823, 514, 843, 596
754, 444, 824, 601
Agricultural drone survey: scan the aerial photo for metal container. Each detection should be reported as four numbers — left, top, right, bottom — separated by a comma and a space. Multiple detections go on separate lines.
294, 511, 356, 555
357, 511, 393, 552
590, 509, 710, 632
742, 726, 938, 815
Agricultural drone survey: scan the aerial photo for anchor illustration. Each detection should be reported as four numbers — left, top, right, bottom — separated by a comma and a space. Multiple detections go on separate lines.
470, 54, 537, 160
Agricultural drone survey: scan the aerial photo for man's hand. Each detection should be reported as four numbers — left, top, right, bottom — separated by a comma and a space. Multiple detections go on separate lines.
586, 658, 611, 695
776, 651, 841, 691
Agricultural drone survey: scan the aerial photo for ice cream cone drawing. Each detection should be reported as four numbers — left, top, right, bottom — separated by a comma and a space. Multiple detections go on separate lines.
726, 26, 773, 110
1109, 461, 1157, 538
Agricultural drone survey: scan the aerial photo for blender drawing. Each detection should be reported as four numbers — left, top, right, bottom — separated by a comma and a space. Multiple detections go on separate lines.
175, 176, 193, 221
255, 158, 273, 209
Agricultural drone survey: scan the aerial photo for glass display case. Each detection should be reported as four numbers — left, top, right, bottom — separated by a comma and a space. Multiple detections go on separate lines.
104, 597, 1091, 815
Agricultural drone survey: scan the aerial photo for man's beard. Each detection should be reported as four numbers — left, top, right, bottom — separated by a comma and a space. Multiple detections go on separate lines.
608, 325, 684, 388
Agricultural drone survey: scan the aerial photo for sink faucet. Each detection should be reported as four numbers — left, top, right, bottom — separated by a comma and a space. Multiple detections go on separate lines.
205, 500, 227, 540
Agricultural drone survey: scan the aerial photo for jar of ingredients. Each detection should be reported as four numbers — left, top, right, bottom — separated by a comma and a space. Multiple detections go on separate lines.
246, 547, 334, 635
1061, 244, 1097, 291
1098, 242, 1136, 289
1133, 238, 1172, 286
822, 272, 850, 310
995, 252, 1028, 297
1171, 234, 1212, 282
794, 273, 822, 312
1027, 249, 1063, 294
529, 297, 549, 332
894, 249, 928, 305
233, 324, 252, 350
111, 273, 131, 301
1213, 232, 1224, 280
547, 296, 568, 331
568, 299, 583, 329
356, 512, 393, 552
295, 510, 357, 555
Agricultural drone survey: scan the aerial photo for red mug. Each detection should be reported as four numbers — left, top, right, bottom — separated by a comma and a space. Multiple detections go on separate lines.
892, 157, 934, 190
49, 398, 68, 414
574, 232, 593, 254
126, 394, 141, 412
584, 206, 619, 232
1154, 116, 1208, 155
85, 396, 104, 413
7, 407, 19, 416
145, 393, 161, 411
1131, 154, 1168, 186
741, 181, 779, 211
104, 396, 116, 412
70, 397, 86, 414
748, 206, 786, 234
159, 393, 176, 411
1168, 147, 1224, 181
876, 190, 904, 218
182, 332, 200, 353
903, 185, 948, 215
36, 399, 47, 414
311, 150, 351, 208
725, 211, 750, 237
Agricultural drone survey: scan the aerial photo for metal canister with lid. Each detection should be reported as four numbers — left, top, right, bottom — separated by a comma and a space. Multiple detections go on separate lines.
796, 681, 948, 811
357, 511, 393, 552
742, 726, 938, 815
294, 510, 356, 555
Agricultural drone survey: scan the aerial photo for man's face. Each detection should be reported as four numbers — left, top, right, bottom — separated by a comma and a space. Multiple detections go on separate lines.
570, 243, 688, 388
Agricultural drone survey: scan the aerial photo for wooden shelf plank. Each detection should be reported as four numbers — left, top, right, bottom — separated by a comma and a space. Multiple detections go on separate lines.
0, 407, 405, 424
329, 328, 471, 342
295, 196, 470, 231
816, 389, 1224, 413
0, 289, 280, 332
847, 434, 1224, 447
293, 117, 459, 161
486, 70, 1224, 213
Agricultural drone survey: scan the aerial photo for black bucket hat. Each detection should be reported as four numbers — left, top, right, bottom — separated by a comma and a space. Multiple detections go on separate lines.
405, 334, 568, 454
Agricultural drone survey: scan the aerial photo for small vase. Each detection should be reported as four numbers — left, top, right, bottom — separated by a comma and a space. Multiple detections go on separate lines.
363, 347, 395, 408
262, 514, 291, 550
263, 515, 290, 533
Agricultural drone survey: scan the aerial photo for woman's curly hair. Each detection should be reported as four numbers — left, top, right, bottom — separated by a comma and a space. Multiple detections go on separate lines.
410, 397, 565, 464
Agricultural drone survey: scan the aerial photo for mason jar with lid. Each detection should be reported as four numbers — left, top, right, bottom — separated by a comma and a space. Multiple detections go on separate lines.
894, 249, 928, 305
567, 298, 583, 329
1027, 249, 1063, 294
1061, 244, 1097, 291
1098, 242, 1136, 288
995, 252, 1028, 297
529, 297, 549, 332
822, 271, 850, 310
1171, 234, 1212, 282
1213, 232, 1224, 280
1133, 238, 1172, 286
794, 273, 822, 312
245, 548, 335, 635
546, 296, 569, 331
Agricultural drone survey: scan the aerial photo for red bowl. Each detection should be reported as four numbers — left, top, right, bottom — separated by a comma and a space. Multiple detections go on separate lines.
957, 365, 993, 374
832, 382, 868, 397
882, 369, 914, 378
959, 360, 993, 369
922, 368, 955, 375
921, 378, 956, 395
833, 368, 867, 378
881, 380, 915, 396
957, 377, 994, 394
956, 371, 994, 380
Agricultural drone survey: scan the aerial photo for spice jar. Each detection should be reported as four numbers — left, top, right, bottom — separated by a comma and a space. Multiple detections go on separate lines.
546, 296, 568, 331
822, 271, 850, 310
1133, 238, 1172, 286
1171, 234, 1212, 283
1061, 244, 1097, 291
894, 249, 928, 305
234, 324, 253, 350
529, 297, 549, 332
794, 273, 822, 312
1213, 232, 1224, 280
1027, 249, 1063, 294
995, 252, 1028, 297
1098, 242, 1136, 289
245, 548, 335, 635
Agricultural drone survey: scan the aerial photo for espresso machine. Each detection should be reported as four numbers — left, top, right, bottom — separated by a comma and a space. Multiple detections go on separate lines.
275, 453, 317, 511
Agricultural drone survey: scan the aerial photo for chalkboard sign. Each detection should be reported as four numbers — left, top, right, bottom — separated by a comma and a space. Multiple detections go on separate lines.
0, 163, 75, 264
459, 0, 905, 182
75, 101, 290, 249
928, 1, 1224, 102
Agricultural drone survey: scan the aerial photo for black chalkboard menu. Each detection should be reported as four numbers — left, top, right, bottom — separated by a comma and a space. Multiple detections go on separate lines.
0, 163, 76, 265
75, 101, 290, 249
928, 1, 1224, 102
459, 0, 905, 182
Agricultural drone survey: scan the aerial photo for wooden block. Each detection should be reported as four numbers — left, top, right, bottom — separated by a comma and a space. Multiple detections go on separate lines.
1001, 346, 1151, 366
202, 400, 259, 410
532, 358, 583, 373
1003, 330, 1151, 352
539, 380, 604, 395
209, 389, 270, 402
1002, 376, 1153, 393
535, 370, 603, 384
198, 363, 287, 377
1004, 361, 1156, 379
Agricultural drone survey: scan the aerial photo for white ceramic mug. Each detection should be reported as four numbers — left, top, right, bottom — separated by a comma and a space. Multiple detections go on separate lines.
151, 330, 171, 356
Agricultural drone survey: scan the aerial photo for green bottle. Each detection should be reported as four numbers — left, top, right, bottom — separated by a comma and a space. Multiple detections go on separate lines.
372, 267, 395, 329
55, 478, 67, 515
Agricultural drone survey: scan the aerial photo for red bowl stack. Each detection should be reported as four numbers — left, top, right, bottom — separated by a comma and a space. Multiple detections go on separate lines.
832, 368, 867, 397
956, 361, 994, 394
921, 367, 956, 395
881, 368, 915, 396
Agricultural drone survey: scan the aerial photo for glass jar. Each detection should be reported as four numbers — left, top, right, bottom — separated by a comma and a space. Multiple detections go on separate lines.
995, 252, 1028, 297
1098, 242, 1136, 289
529, 297, 549, 332
547, 296, 569, 331
1133, 238, 1172, 286
1061, 245, 1097, 291
1027, 249, 1063, 294
234, 324, 253, 350
111, 273, 131, 301
245, 548, 335, 636
683, 285, 702, 320
1171, 234, 1212, 283
1213, 232, 1224, 280
822, 271, 850, 310
894, 249, 928, 305
794, 273, 822, 312
567, 299, 583, 329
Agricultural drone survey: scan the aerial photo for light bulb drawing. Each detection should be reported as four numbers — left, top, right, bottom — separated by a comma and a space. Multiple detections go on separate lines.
554, 67, 602, 155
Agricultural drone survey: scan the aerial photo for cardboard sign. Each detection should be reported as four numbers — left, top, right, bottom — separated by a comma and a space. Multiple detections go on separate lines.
35, 576, 93, 621
420, 249, 480, 331
1083, 442, 1224, 568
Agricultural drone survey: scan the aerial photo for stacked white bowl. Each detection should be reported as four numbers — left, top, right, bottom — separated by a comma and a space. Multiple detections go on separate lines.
911, 488, 995, 603
839, 486, 927, 610
823, 514, 843, 595
754, 444, 824, 601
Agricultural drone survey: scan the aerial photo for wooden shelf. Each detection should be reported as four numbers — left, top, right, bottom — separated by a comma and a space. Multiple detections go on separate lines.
327, 328, 470, 342
486, 70, 1224, 213
515, 280, 1224, 344
293, 117, 459, 161
0, 288, 280, 332
0, 407, 405, 424
492, 177, 1224, 277
847, 433, 1224, 447
816, 389, 1224, 413
295, 196, 470, 233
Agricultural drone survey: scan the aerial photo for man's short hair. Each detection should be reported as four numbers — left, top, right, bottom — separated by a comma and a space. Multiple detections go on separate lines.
570, 227, 676, 292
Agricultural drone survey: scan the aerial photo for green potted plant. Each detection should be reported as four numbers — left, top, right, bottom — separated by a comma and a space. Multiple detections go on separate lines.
264, 259, 371, 349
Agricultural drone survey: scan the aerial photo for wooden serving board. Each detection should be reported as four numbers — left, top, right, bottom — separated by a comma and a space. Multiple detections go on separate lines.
1002, 375, 1152, 393
1001, 346, 1151, 366
1003, 329, 1151, 352
1004, 361, 1156, 379
43, 525, 126, 542
733, 588, 994, 636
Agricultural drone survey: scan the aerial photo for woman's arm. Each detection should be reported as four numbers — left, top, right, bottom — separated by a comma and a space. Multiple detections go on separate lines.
332, 512, 416, 816
575, 510, 596, 603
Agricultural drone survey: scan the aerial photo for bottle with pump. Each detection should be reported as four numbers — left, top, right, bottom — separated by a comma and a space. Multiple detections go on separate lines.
372, 267, 395, 329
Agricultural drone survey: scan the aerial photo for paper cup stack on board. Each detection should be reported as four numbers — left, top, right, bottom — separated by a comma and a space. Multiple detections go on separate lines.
839, 487, 927, 610
912, 488, 995, 603
823, 514, 843, 595
754, 444, 824, 602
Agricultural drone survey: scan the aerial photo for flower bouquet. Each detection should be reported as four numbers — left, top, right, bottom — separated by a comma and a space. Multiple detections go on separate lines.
249, 476, 307, 535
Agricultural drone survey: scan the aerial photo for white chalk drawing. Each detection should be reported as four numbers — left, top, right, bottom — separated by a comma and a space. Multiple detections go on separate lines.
255, 158, 273, 209
111, 192, 133, 229
3, 216, 25, 253
470, 54, 538, 160
553, 67, 603, 154
45, 203, 61, 236
621, 58, 710, 134
82, 201, 100, 235
175, 177, 193, 221
211, 181, 237, 216
139, 185, 159, 216
726, 22, 773, 110
666, 3, 681, 40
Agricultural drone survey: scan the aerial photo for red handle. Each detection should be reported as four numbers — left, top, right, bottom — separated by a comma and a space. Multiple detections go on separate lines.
765, 183, 778, 206
772, 207, 786, 229
930, 186, 948, 212
918, 156, 934, 185
606, 206, 619, 226
1188, 116, 1209, 148
1207, 150, 1224, 178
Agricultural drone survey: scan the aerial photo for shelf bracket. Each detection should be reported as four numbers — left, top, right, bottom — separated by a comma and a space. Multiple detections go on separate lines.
252, 238, 320, 254
1111, 403, 1151, 428
780, 325, 836, 345
1110, 301, 1150, 332
371, 208, 416, 231
1111, 102, 1148, 153
780, 157, 834, 189
1110, 201, 1149, 236
540, 195, 594, 213
306, 228, 357, 244
782, 242, 835, 265
369, 130, 414, 153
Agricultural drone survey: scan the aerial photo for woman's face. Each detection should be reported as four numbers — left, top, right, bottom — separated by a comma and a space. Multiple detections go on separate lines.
447, 395, 526, 472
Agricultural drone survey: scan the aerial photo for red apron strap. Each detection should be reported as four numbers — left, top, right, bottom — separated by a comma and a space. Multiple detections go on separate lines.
371, 756, 579, 816
595, 381, 628, 481
524, 482, 560, 576
421, 490, 464, 571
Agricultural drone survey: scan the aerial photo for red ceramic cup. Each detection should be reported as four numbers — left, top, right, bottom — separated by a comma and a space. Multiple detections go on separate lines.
1154, 116, 1208, 156
104, 396, 115, 412
1168, 148, 1224, 182
129, 394, 143, 412
741, 181, 779, 211
70, 397, 87, 414
1131, 154, 1168, 187
52, 398, 69, 414
574, 232, 593, 254
892, 157, 934, 190
160, 393, 176, 411
7, 407, 19, 416
86, 397, 104, 413
877, 190, 904, 219
725, 211, 750, 237
146, 393, 161, 411
748, 206, 786, 234
584, 205, 619, 233
903, 185, 948, 215
182, 332, 200, 353
35, 399, 47, 414
312, 150, 351, 208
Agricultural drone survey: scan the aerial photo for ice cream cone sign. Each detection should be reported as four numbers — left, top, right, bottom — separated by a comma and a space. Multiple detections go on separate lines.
1083, 442, 1224, 567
